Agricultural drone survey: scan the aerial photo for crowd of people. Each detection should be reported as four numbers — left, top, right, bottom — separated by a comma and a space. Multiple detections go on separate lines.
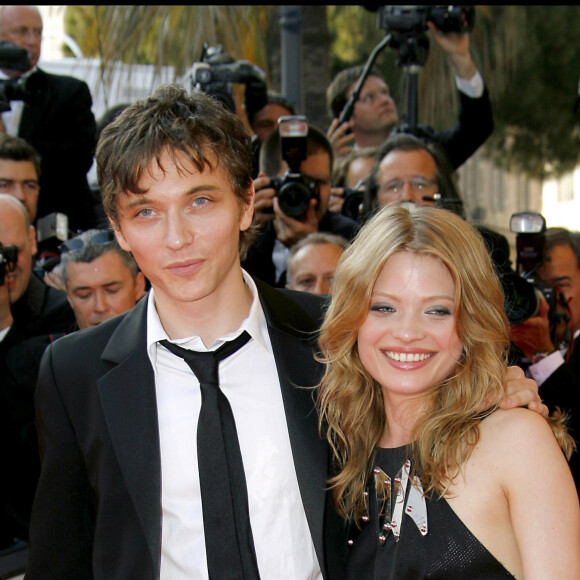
0, 4, 578, 579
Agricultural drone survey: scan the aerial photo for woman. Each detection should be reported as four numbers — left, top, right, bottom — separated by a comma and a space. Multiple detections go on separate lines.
317, 203, 579, 579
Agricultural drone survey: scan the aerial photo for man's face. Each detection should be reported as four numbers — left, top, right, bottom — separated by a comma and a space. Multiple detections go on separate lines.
279, 150, 332, 221
376, 149, 439, 208
251, 103, 293, 144
112, 149, 254, 317
0, 200, 36, 303
350, 75, 398, 136
0, 6, 43, 73
0, 159, 39, 221
287, 242, 343, 295
539, 243, 580, 339
65, 251, 146, 329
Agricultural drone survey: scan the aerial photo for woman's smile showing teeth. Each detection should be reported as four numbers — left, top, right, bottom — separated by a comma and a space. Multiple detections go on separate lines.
385, 351, 433, 362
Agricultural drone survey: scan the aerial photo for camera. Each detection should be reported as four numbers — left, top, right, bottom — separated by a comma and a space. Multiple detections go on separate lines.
377, 5, 475, 35
500, 212, 559, 330
269, 116, 320, 220
0, 242, 18, 286
0, 41, 30, 112
35, 212, 70, 272
188, 44, 268, 115
340, 180, 366, 222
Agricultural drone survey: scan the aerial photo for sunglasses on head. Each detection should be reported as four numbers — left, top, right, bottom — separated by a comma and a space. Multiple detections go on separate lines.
59, 230, 115, 254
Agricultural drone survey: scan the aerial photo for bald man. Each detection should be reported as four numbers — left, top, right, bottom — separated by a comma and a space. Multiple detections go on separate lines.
0, 194, 75, 550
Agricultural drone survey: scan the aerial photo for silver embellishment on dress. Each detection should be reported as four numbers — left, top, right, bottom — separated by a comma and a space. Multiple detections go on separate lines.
407, 475, 428, 536
376, 458, 429, 544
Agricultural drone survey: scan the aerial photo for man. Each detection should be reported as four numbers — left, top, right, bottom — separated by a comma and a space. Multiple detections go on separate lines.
2, 227, 145, 559
286, 232, 347, 295
247, 92, 297, 178
0, 133, 40, 222
0, 5, 100, 231
25, 86, 545, 579
59, 228, 146, 329
243, 124, 358, 288
248, 92, 297, 145
326, 23, 493, 170
511, 227, 580, 492
365, 132, 513, 275
0, 194, 75, 550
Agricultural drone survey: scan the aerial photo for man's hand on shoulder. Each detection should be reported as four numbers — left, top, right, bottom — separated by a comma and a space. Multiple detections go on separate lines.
498, 365, 549, 418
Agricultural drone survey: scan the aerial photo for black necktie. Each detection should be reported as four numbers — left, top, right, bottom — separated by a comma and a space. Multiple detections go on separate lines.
160, 331, 261, 580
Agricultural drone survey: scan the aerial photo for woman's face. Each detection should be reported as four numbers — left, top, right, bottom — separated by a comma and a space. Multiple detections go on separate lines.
357, 251, 463, 403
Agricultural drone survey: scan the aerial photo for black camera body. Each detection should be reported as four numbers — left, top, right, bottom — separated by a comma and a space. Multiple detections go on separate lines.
378, 5, 475, 35
0, 41, 30, 113
269, 116, 320, 220
270, 173, 320, 220
189, 44, 267, 115
0, 242, 18, 286
501, 212, 559, 331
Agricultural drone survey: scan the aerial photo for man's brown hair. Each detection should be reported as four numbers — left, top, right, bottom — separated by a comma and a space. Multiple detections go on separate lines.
96, 85, 257, 257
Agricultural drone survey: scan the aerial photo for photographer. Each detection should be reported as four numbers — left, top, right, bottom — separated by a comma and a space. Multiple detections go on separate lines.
242, 122, 359, 288
0, 5, 99, 232
0, 194, 74, 550
510, 227, 580, 492
329, 146, 378, 215
326, 18, 493, 170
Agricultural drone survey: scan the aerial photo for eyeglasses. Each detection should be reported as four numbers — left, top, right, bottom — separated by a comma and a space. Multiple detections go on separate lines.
377, 177, 438, 200
59, 230, 115, 254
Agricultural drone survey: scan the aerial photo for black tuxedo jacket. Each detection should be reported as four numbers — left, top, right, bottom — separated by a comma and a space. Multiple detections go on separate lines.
26, 280, 346, 579
539, 337, 580, 493
0, 274, 75, 548
19, 68, 99, 231
431, 87, 494, 170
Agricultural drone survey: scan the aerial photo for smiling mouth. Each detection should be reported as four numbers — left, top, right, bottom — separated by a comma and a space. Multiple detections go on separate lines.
385, 352, 433, 362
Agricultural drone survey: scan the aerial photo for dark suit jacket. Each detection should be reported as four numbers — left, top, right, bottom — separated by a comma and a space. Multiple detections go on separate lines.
242, 211, 358, 288
539, 336, 580, 493
0, 274, 75, 548
19, 68, 100, 231
431, 87, 494, 170
26, 280, 346, 579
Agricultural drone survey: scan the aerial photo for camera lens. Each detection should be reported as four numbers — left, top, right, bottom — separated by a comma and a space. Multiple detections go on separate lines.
278, 180, 312, 218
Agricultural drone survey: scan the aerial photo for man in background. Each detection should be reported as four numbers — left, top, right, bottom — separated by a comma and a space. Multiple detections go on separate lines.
58, 228, 146, 330
286, 232, 347, 295
0, 5, 100, 231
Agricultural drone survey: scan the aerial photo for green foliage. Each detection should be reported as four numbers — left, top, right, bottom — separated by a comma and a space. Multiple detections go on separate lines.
327, 6, 404, 101
482, 6, 580, 179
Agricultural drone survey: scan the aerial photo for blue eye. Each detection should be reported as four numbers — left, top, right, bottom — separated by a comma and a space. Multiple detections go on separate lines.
193, 197, 210, 207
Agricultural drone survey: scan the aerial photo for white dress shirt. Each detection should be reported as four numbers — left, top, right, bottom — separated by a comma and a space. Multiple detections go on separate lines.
0, 67, 36, 135
147, 271, 322, 579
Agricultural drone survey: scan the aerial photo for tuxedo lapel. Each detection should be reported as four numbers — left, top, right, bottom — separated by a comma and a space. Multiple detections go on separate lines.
97, 298, 162, 571
255, 280, 329, 571
19, 69, 50, 141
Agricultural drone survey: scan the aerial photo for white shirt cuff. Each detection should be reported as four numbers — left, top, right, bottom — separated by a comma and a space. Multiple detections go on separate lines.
455, 70, 484, 99
528, 350, 565, 386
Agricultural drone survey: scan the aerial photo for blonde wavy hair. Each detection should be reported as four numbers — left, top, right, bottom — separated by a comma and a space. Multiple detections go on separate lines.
316, 203, 574, 521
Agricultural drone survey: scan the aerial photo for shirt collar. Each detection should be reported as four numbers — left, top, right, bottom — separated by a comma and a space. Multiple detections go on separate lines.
146, 269, 272, 372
